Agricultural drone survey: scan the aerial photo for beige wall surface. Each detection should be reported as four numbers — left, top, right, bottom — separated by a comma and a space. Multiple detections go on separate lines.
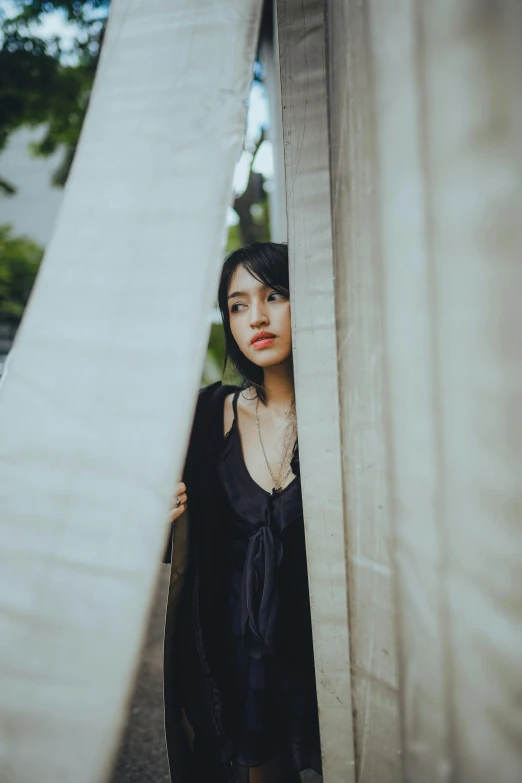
0, 1, 262, 782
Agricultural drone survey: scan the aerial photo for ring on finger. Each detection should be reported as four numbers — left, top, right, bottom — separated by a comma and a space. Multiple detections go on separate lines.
175, 497, 182, 509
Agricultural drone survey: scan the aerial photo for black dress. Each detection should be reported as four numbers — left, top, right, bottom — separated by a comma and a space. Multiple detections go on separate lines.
216, 390, 322, 781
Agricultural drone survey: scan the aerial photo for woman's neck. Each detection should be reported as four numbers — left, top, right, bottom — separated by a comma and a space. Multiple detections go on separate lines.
261, 360, 295, 411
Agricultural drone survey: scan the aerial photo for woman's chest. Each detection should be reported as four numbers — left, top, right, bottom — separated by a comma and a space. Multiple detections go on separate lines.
237, 414, 297, 494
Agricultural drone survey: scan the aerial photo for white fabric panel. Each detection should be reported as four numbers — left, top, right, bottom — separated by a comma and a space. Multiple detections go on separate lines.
417, 3, 522, 781
0, 1, 262, 782
276, 1, 356, 781
371, 0, 522, 781
326, 2, 403, 780
369, 4, 451, 779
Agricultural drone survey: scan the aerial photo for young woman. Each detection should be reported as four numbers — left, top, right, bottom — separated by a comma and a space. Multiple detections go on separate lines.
163, 242, 322, 783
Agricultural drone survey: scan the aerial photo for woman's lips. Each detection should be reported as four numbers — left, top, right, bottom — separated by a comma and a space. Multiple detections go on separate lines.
251, 337, 276, 350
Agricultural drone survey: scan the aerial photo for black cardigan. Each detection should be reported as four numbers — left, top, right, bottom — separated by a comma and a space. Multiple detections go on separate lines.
163, 381, 239, 783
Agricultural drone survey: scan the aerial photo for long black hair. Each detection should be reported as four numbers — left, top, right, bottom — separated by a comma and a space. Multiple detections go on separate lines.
218, 242, 289, 404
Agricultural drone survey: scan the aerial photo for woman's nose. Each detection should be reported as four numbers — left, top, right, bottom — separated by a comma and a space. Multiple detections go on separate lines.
250, 303, 268, 329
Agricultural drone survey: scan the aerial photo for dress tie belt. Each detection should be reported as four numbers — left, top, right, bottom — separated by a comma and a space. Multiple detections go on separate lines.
240, 504, 282, 659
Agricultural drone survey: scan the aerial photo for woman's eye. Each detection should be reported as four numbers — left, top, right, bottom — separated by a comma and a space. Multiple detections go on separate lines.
268, 292, 285, 302
230, 302, 246, 313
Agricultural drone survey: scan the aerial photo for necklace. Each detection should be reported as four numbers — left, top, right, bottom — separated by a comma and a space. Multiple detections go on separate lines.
255, 396, 295, 495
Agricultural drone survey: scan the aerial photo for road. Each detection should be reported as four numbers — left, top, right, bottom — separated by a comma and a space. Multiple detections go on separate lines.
111, 566, 171, 783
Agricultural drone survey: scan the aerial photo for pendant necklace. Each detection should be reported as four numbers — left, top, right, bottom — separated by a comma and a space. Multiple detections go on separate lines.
255, 396, 294, 495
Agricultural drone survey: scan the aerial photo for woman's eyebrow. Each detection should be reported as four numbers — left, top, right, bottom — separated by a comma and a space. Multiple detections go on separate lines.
228, 283, 269, 300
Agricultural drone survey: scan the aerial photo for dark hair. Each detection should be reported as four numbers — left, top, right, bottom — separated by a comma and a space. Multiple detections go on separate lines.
218, 242, 289, 404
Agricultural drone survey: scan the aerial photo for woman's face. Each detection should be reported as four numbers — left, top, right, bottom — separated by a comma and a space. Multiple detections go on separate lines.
227, 265, 292, 368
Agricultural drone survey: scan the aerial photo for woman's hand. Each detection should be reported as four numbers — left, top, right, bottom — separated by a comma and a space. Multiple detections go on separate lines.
170, 481, 187, 523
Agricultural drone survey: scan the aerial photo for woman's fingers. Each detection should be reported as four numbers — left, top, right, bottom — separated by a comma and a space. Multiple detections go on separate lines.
170, 482, 188, 522
170, 505, 185, 523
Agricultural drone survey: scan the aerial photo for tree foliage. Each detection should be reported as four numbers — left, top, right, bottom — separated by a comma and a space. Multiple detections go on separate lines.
0, 1, 110, 191
0, 223, 43, 327
1, 0, 270, 246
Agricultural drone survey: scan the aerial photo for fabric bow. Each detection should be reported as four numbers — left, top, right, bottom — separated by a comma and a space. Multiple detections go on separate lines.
240, 501, 283, 659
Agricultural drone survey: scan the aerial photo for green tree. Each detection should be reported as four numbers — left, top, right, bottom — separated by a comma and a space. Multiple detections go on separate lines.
0, 1, 110, 192
0, 223, 43, 329
227, 127, 271, 252
2, 1, 270, 249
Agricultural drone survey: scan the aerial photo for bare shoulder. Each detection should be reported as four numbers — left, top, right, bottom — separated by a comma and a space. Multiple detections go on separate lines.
236, 388, 257, 421
223, 388, 256, 436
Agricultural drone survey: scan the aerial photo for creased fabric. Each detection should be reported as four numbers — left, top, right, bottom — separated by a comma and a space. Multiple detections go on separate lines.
218, 417, 302, 660
240, 500, 283, 658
